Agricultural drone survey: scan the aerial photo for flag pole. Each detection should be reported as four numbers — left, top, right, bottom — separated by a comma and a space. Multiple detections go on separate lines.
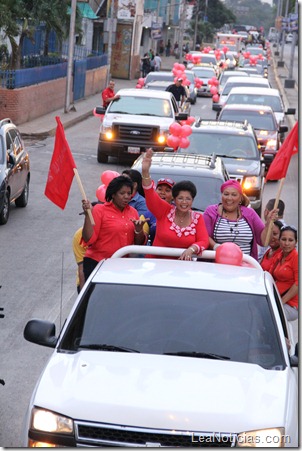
73, 168, 95, 225
264, 177, 285, 246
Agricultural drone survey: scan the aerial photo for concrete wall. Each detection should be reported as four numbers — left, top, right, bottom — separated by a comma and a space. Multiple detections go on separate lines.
0, 66, 107, 125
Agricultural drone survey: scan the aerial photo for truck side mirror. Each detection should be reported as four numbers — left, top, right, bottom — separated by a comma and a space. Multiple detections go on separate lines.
285, 108, 296, 115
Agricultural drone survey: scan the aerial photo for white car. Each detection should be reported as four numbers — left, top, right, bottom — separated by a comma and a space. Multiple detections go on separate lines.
222, 86, 296, 125
23, 246, 298, 447
213, 76, 271, 111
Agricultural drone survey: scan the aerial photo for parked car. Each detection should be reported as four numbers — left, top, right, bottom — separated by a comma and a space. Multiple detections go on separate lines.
95, 89, 188, 164
222, 86, 296, 125
22, 245, 298, 447
132, 152, 229, 212
177, 119, 265, 215
144, 70, 197, 104
217, 104, 288, 169
0, 118, 30, 225
191, 65, 217, 96
213, 76, 271, 112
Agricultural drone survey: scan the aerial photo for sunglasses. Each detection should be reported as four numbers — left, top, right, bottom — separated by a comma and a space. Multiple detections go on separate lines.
281, 225, 297, 232
157, 178, 174, 185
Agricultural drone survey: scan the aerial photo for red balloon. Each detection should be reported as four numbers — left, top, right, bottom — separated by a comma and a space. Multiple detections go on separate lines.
212, 94, 219, 103
136, 84, 142, 89
138, 78, 145, 86
222, 46, 229, 54
96, 184, 106, 203
186, 116, 195, 125
210, 86, 218, 95
167, 134, 180, 150
180, 124, 192, 137
179, 137, 190, 149
101, 170, 120, 186
215, 243, 243, 266
179, 64, 186, 71
169, 122, 182, 137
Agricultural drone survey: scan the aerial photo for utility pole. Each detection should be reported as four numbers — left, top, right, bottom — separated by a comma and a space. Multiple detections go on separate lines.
193, 0, 200, 50
106, 0, 115, 86
279, 0, 289, 66
178, 0, 187, 61
285, 0, 298, 88
64, 0, 77, 113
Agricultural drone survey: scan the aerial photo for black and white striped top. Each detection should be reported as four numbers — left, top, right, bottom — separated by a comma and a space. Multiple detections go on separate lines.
214, 217, 253, 255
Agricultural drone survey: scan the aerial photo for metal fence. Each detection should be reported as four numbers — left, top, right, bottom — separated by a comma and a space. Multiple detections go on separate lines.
0, 54, 108, 89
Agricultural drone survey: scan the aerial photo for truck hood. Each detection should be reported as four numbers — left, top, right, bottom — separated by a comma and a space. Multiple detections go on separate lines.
102, 113, 174, 129
33, 352, 290, 432
221, 157, 260, 176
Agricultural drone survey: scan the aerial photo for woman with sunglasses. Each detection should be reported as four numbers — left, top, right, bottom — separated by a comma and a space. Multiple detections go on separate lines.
270, 226, 298, 321
141, 148, 209, 260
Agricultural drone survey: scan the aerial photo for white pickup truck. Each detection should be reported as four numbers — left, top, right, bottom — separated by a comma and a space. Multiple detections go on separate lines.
23, 246, 298, 447
95, 88, 188, 164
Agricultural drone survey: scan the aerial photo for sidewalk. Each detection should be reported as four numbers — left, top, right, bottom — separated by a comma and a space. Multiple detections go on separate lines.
18, 53, 297, 138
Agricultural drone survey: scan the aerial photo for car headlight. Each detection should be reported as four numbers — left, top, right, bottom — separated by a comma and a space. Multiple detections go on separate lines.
237, 427, 286, 447
31, 407, 73, 434
242, 176, 261, 190
101, 126, 114, 140
266, 139, 277, 149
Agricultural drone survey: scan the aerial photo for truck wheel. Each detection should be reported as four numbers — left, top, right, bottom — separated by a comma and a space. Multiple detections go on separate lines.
254, 204, 262, 218
0, 191, 10, 225
97, 151, 108, 164
15, 178, 29, 208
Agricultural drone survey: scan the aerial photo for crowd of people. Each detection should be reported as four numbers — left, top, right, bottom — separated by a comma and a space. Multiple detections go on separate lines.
73, 149, 298, 322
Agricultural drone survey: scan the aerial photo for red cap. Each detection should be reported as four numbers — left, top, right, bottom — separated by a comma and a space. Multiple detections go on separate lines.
156, 178, 175, 189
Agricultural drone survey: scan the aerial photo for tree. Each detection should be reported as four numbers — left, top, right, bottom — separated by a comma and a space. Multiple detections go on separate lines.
188, 0, 236, 44
0, 0, 81, 69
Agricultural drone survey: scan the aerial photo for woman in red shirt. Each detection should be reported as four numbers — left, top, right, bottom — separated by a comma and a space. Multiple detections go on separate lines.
260, 220, 283, 272
82, 175, 147, 280
141, 148, 209, 260
270, 226, 298, 321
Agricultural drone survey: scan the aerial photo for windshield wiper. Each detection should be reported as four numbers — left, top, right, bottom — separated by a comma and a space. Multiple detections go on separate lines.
110, 111, 130, 114
78, 344, 140, 353
136, 113, 162, 116
164, 351, 230, 360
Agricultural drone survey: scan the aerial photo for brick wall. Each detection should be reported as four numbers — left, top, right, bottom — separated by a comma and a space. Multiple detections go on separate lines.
0, 66, 107, 125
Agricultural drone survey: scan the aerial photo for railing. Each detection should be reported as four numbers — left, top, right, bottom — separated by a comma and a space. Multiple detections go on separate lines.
0, 54, 108, 89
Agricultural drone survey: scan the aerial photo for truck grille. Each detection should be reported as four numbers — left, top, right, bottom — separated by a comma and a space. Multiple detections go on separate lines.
114, 124, 159, 142
75, 422, 236, 447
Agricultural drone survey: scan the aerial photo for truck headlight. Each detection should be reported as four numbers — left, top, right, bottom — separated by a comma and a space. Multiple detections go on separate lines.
237, 427, 286, 447
101, 126, 114, 140
157, 134, 166, 144
242, 176, 261, 190
31, 407, 73, 434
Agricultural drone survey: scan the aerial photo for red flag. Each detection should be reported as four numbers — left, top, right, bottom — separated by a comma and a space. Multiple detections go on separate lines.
45, 117, 77, 209
265, 121, 298, 181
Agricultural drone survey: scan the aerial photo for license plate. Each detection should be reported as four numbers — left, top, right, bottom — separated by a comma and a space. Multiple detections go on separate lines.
128, 147, 140, 154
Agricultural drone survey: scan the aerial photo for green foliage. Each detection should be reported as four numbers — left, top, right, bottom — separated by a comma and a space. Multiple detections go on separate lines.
0, 0, 82, 69
224, 0, 276, 33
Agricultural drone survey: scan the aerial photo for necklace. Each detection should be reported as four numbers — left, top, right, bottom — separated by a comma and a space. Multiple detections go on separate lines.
175, 210, 190, 223
222, 207, 240, 240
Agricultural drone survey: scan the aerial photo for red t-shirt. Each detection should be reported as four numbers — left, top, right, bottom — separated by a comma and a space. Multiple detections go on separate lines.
270, 249, 298, 308
260, 248, 282, 272
102, 87, 115, 108
144, 184, 209, 253
83, 202, 139, 261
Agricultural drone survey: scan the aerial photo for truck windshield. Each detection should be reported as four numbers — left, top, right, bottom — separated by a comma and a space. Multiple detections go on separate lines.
108, 96, 173, 118
60, 284, 285, 370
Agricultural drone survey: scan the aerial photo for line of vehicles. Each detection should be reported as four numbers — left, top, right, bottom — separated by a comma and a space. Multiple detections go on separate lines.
3, 38, 298, 447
